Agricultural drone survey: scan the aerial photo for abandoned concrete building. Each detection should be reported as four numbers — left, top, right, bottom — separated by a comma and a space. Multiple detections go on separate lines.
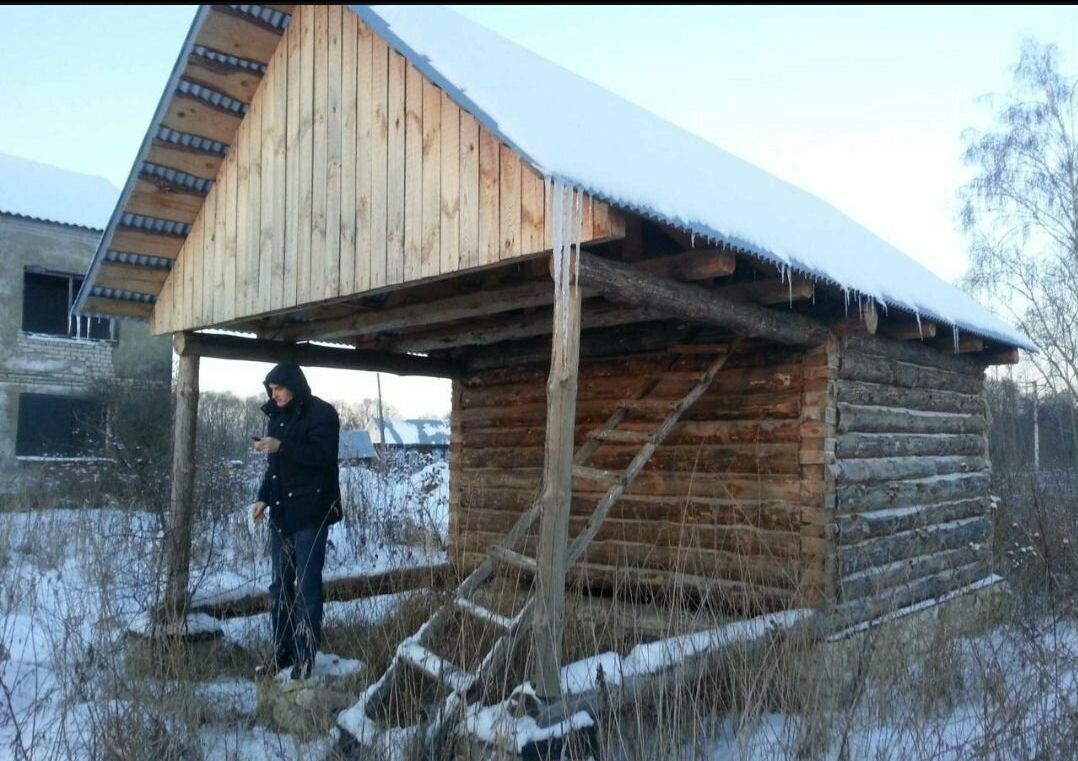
74, 5, 1032, 756
0, 154, 171, 500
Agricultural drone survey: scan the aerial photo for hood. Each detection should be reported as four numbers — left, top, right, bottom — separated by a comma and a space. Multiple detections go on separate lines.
263, 363, 312, 400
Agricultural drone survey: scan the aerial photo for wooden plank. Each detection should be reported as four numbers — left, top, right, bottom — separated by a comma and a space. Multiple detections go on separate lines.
160, 95, 243, 146
233, 105, 249, 321
258, 37, 280, 313
499, 144, 521, 260
369, 33, 390, 289
188, 216, 203, 329
354, 19, 374, 293
459, 110, 480, 270
439, 91, 460, 275
836, 403, 986, 435
297, 4, 317, 306
282, 3, 304, 309
126, 178, 203, 224
521, 164, 544, 254
835, 432, 986, 459
324, 4, 343, 300
144, 142, 222, 182
200, 182, 217, 325
199, 7, 284, 64
216, 149, 234, 322
421, 79, 441, 279
478, 126, 500, 265
403, 62, 424, 283
309, 3, 330, 304
183, 217, 197, 329
245, 88, 262, 316
270, 30, 288, 311
109, 229, 184, 261
386, 50, 406, 285
339, 7, 358, 296
182, 53, 262, 104
95, 263, 170, 295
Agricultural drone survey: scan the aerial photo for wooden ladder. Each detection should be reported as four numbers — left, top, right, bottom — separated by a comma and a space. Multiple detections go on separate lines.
338, 340, 741, 757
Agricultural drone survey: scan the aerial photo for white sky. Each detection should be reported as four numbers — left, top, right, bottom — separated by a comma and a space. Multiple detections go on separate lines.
4, 5, 1076, 410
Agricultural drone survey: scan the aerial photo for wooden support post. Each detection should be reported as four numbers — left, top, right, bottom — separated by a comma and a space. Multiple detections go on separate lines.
162, 339, 200, 620
532, 249, 583, 700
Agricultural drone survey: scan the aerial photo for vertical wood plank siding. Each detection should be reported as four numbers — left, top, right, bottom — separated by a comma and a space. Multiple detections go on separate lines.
153, 6, 624, 334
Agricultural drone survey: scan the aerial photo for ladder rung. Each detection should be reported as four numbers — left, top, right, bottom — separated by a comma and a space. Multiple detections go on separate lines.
572, 465, 621, 488
592, 429, 655, 444
489, 545, 538, 574
454, 596, 515, 631
397, 642, 477, 693
618, 399, 678, 413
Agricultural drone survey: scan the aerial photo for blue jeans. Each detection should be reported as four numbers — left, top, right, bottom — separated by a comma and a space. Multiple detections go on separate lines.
269, 525, 328, 667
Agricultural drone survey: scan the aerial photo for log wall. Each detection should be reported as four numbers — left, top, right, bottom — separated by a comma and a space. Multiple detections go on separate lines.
831, 334, 993, 624
449, 339, 829, 611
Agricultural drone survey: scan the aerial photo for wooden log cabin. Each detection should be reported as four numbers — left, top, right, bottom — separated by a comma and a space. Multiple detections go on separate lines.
74, 3, 1032, 746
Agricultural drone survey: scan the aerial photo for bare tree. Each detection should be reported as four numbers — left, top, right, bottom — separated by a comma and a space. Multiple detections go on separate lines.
961, 38, 1078, 459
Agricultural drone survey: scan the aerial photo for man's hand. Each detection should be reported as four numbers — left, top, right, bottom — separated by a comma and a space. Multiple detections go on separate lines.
253, 436, 281, 454
252, 501, 267, 522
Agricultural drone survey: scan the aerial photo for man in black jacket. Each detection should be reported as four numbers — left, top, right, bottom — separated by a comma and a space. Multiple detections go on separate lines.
251, 363, 341, 680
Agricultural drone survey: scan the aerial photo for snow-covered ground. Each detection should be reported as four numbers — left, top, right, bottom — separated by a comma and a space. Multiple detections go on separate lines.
0, 456, 449, 761
3, 457, 1077, 760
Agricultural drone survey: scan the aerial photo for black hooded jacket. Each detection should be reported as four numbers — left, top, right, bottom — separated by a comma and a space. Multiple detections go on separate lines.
256, 363, 342, 534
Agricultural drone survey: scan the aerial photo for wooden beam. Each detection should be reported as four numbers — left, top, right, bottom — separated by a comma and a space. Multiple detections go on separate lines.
714, 277, 815, 305
635, 248, 736, 281
381, 301, 664, 353
576, 251, 829, 346
183, 53, 264, 105
982, 347, 1020, 365
161, 350, 199, 621
932, 334, 985, 354
463, 322, 694, 373
878, 318, 937, 341
173, 331, 460, 378
273, 281, 560, 342
533, 243, 583, 699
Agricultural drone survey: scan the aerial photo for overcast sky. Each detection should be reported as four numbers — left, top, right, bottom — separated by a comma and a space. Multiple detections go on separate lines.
2, 5, 1075, 413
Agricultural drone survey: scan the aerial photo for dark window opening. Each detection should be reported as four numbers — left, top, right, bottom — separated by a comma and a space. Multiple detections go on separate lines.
22, 269, 116, 340
15, 394, 107, 458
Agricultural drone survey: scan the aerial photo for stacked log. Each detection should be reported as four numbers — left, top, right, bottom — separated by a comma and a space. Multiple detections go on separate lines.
831, 334, 992, 624
449, 340, 816, 611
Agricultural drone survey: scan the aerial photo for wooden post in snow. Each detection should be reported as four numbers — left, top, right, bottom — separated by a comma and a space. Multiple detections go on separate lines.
162, 336, 200, 620
532, 245, 583, 700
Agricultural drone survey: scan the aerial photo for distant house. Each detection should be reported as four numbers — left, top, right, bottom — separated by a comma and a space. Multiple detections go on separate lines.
0, 153, 172, 498
338, 429, 377, 464
366, 418, 450, 459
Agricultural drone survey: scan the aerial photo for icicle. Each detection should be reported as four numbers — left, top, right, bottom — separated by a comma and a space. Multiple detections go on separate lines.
914, 312, 923, 339
952, 325, 960, 354
690, 231, 696, 248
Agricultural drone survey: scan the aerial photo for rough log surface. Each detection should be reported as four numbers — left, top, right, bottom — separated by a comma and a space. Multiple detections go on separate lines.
833, 337, 991, 617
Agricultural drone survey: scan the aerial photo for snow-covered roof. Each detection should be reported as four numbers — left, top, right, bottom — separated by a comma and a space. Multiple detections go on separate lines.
339, 429, 377, 460
353, 5, 1033, 351
0, 152, 119, 231
369, 419, 450, 447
